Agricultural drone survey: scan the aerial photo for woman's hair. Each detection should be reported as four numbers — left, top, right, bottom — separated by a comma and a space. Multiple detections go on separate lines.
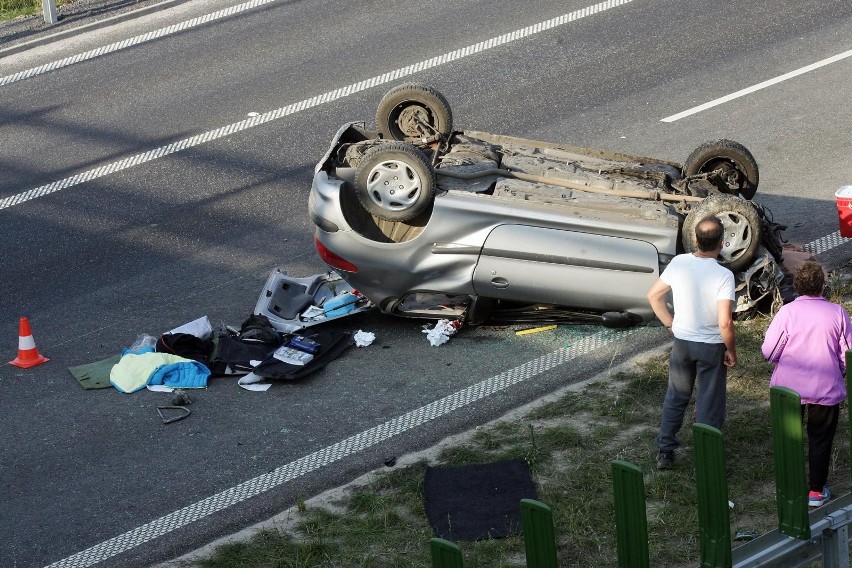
793, 261, 825, 296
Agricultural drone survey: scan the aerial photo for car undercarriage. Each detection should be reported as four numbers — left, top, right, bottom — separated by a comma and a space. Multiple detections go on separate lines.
302, 84, 786, 328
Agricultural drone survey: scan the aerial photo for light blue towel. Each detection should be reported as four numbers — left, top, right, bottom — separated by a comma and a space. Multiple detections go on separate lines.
148, 360, 210, 389
110, 352, 209, 393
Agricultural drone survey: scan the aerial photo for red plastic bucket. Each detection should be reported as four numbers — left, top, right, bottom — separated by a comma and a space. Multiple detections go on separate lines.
836, 186, 852, 238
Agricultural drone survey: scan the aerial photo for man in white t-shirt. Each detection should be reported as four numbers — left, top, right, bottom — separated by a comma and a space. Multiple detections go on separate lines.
646, 216, 737, 470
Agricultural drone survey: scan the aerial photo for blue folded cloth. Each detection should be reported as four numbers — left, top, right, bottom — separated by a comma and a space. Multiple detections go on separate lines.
110, 352, 210, 393
148, 360, 210, 389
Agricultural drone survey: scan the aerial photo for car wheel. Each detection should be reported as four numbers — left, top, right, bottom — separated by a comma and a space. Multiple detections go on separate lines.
683, 139, 759, 200
376, 83, 453, 143
682, 194, 761, 273
354, 142, 436, 222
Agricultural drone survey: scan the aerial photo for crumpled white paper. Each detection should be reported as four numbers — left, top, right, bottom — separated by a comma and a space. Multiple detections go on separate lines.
354, 330, 376, 347
423, 319, 461, 346
168, 316, 213, 340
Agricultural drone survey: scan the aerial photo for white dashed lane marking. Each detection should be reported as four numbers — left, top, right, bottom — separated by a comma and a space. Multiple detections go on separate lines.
0, 0, 633, 211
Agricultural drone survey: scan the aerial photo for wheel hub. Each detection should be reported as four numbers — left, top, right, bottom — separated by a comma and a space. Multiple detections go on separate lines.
395, 105, 431, 137
710, 161, 742, 191
719, 211, 752, 263
366, 160, 422, 211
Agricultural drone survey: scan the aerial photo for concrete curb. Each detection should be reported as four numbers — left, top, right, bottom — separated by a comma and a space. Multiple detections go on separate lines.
0, 0, 191, 58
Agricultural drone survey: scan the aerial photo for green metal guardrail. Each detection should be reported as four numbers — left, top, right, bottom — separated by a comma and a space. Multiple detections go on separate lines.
693, 424, 732, 567
430, 537, 464, 568
612, 460, 650, 568
847, 350, 852, 472
430, 499, 558, 568
432, 352, 852, 566
770, 386, 810, 540
520, 499, 558, 568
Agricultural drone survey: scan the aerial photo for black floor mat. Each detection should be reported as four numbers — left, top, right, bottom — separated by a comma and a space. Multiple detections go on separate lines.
423, 459, 538, 541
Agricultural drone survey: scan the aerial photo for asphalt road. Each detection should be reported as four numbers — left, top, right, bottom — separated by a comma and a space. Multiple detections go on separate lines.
1, 1, 852, 566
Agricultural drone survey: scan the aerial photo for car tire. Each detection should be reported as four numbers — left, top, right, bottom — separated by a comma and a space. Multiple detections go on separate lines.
682, 194, 762, 273
376, 83, 453, 143
683, 139, 759, 200
354, 142, 436, 222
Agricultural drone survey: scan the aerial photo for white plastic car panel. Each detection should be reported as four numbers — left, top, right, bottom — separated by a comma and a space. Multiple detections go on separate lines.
254, 269, 372, 333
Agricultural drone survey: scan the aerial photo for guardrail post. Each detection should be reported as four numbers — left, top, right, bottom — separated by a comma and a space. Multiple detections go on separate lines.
430, 537, 464, 568
770, 386, 810, 539
42, 0, 58, 24
693, 424, 732, 567
821, 510, 851, 568
520, 499, 558, 568
611, 460, 649, 568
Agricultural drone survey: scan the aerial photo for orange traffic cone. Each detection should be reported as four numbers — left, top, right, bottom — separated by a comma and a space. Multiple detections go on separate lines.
9, 317, 49, 368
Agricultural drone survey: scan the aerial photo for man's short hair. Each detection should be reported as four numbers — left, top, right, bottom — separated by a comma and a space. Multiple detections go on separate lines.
695, 216, 724, 252
793, 261, 825, 297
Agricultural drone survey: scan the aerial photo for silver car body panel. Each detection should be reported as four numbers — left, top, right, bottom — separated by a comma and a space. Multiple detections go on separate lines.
308, 122, 777, 324
473, 224, 659, 315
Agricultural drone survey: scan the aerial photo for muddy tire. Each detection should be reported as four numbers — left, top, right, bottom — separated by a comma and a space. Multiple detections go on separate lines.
354, 142, 436, 222
683, 139, 759, 200
682, 194, 761, 272
376, 83, 453, 143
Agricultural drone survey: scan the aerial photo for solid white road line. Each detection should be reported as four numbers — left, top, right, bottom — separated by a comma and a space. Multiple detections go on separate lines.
0, 0, 282, 87
0, 0, 633, 212
661, 49, 852, 123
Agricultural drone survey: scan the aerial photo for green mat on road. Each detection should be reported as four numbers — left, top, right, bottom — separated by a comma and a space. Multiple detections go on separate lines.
68, 355, 121, 390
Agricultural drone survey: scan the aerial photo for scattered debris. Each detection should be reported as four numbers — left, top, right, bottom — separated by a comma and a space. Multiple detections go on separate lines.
423, 319, 462, 346
238, 372, 271, 392
354, 330, 376, 347
272, 345, 314, 365
515, 324, 557, 336
128, 333, 157, 352
171, 389, 191, 406
254, 269, 372, 333
167, 316, 213, 339
733, 530, 758, 541
157, 405, 191, 424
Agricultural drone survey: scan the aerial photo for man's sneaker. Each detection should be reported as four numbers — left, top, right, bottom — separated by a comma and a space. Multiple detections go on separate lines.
809, 488, 831, 507
656, 450, 675, 470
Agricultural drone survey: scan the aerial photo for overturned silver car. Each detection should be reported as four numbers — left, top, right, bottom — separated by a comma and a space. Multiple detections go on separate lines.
305, 84, 784, 328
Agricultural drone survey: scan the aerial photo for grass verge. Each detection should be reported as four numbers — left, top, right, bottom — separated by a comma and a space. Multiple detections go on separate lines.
175, 281, 852, 568
0, 0, 72, 22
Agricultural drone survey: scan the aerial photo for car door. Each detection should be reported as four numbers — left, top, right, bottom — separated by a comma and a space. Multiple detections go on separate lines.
471, 225, 660, 312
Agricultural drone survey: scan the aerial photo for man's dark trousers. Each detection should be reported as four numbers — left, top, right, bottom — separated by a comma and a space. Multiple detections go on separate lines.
657, 338, 727, 451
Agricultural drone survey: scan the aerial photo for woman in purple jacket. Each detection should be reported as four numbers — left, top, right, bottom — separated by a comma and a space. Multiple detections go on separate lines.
762, 261, 852, 507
